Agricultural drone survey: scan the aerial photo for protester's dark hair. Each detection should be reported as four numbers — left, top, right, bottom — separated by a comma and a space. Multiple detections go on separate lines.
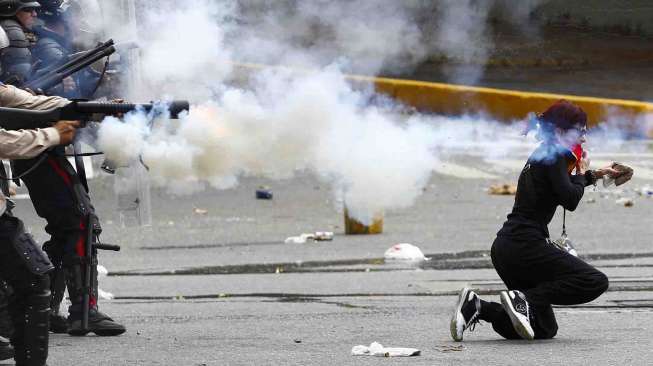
529, 100, 587, 141
540, 100, 587, 129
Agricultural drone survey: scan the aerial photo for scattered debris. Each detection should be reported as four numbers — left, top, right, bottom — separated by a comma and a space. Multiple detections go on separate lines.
586, 197, 597, 204
98, 289, 115, 300
97, 265, 109, 277
435, 344, 465, 353
97, 265, 114, 300
488, 183, 517, 195
615, 197, 634, 207
384, 243, 428, 262
314, 232, 334, 241
352, 342, 420, 357
284, 234, 311, 244
637, 185, 653, 197
256, 186, 273, 200
193, 207, 208, 215
284, 232, 334, 244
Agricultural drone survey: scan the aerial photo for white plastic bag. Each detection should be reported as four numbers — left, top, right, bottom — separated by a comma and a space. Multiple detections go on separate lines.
384, 243, 427, 261
97, 264, 115, 300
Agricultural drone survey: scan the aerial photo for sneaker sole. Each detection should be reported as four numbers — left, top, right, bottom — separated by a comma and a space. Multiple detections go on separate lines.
500, 291, 535, 341
0, 349, 14, 361
93, 328, 127, 337
450, 287, 471, 342
68, 328, 91, 337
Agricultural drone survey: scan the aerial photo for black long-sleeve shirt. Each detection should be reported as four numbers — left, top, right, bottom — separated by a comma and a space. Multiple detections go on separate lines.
497, 143, 593, 240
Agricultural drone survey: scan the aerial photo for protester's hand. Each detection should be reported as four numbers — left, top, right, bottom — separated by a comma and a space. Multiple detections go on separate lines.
53, 120, 81, 145
578, 151, 590, 174
63, 77, 77, 93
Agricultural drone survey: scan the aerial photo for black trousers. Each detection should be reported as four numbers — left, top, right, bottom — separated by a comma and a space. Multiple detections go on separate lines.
13, 154, 99, 315
0, 281, 12, 338
0, 215, 51, 365
13, 155, 86, 256
479, 235, 609, 339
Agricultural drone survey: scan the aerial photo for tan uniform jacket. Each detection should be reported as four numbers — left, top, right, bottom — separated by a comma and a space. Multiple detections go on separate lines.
0, 84, 68, 159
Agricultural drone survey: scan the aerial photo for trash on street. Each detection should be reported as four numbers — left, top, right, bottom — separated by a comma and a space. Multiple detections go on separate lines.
615, 197, 634, 207
488, 183, 517, 195
285, 232, 334, 244
193, 207, 209, 215
351, 342, 420, 357
256, 187, 273, 200
384, 243, 428, 261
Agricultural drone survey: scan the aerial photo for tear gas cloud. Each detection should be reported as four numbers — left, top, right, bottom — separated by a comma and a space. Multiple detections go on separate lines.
92, 0, 598, 223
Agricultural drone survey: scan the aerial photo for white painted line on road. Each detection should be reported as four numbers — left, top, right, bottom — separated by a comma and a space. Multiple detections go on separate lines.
486, 159, 525, 172
433, 162, 499, 179
591, 152, 653, 158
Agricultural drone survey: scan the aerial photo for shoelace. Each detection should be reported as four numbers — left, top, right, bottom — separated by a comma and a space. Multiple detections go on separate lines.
467, 314, 481, 332
466, 295, 482, 332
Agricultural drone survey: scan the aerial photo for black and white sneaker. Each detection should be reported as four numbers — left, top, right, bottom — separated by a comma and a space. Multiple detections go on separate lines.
450, 287, 481, 341
0, 335, 13, 361
500, 290, 535, 340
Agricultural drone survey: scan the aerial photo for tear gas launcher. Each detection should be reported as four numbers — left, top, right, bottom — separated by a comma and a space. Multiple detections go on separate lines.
0, 100, 190, 130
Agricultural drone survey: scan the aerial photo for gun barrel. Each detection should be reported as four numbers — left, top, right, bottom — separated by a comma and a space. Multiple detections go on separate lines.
49, 39, 115, 76
72, 100, 190, 119
0, 100, 190, 131
26, 45, 116, 91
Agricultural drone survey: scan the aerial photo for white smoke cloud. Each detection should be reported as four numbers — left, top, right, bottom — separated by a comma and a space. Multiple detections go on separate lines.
90, 0, 546, 223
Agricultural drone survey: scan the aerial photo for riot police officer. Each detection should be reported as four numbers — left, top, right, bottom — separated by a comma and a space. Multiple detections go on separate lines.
0, 80, 80, 366
0, 0, 39, 84
33, 0, 101, 98
0, 0, 125, 336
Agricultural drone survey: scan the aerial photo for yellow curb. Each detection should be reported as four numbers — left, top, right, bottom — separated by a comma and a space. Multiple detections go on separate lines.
231, 62, 653, 129
352, 75, 653, 128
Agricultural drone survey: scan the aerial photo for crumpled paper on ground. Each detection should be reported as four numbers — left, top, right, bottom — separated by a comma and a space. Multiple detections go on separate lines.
351, 342, 420, 357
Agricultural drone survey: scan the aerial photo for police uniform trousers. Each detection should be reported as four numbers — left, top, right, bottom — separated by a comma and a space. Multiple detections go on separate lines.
13, 151, 99, 317
0, 213, 51, 365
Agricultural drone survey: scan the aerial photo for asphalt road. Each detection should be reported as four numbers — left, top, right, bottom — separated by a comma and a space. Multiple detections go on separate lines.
1, 136, 651, 366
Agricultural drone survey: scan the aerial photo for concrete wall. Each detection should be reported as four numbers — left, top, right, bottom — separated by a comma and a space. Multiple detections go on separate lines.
533, 0, 653, 36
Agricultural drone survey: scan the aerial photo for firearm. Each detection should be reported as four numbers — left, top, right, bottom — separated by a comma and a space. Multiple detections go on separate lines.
16, 39, 116, 92
0, 100, 190, 130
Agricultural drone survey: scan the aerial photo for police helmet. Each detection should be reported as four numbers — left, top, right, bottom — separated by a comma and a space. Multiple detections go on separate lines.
0, 0, 41, 17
